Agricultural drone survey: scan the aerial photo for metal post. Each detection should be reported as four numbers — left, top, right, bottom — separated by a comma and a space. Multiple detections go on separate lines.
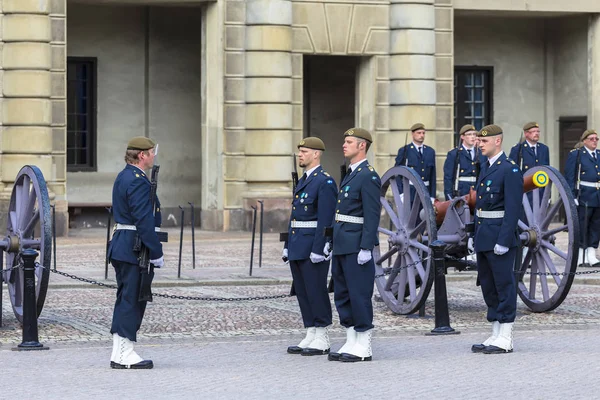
105, 207, 112, 280
13, 249, 49, 351
188, 202, 196, 269
51, 205, 57, 272
178, 206, 184, 279
426, 240, 460, 336
258, 200, 264, 268
249, 205, 257, 276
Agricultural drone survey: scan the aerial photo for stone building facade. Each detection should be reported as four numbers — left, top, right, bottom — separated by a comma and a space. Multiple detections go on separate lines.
0, 0, 599, 234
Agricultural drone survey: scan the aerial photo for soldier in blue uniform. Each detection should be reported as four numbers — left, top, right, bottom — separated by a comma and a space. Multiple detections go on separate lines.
509, 122, 550, 205
108, 137, 164, 369
564, 129, 600, 266
324, 128, 381, 362
471, 124, 523, 355
283, 137, 338, 356
394, 123, 436, 202
443, 124, 486, 200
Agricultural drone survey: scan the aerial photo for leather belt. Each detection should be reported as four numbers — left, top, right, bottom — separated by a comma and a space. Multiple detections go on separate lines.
580, 181, 600, 188
476, 210, 505, 218
115, 223, 161, 232
409, 181, 430, 187
335, 214, 364, 224
458, 177, 477, 182
290, 221, 318, 228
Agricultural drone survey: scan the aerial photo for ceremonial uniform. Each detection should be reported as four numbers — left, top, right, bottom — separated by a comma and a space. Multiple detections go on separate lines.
564, 130, 600, 265
284, 137, 338, 356
394, 143, 436, 198
108, 137, 162, 369
472, 124, 523, 354
328, 127, 381, 362
443, 145, 485, 199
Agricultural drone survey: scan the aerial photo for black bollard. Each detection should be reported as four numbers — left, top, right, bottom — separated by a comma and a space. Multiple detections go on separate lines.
178, 206, 184, 279
51, 204, 57, 272
258, 200, 264, 268
188, 202, 196, 269
426, 240, 460, 336
105, 207, 112, 280
249, 205, 257, 277
13, 249, 49, 351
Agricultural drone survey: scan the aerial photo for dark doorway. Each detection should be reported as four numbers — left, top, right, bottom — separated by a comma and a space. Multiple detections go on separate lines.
559, 117, 587, 173
303, 56, 358, 181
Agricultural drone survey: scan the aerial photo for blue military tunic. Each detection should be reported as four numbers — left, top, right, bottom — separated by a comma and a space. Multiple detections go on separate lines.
565, 147, 600, 248
474, 153, 523, 323
331, 160, 381, 332
395, 144, 436, 198
443, 146, 486, 199
108, 163, 162, 342
286, 167, 337, 328
509, 141, 549, 205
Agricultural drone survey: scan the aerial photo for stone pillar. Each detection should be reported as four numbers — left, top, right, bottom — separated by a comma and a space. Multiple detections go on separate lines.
389, 0, 438, 194
244, 0, 293, 230
0, 0, 67, 233
588, 14, 600, 130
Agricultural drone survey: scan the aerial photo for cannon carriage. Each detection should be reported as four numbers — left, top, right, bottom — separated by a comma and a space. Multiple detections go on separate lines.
374, 165, 579, 315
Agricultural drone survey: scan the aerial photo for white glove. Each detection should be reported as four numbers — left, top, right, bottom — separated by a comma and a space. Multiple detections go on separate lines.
282, 248, 289, 264
399, 193, 404, 203
310, 252, 326, 264
467, 237, 474, 253
150, 256, 164, 268
574, 199, 579, 206
357, 249, 372, 265
323, 242, 332, 261
430, 197, 436, 204
493, 244, 509, 256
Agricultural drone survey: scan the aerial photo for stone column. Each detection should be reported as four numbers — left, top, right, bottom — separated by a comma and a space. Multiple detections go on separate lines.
434, 0, 454, 165
0, 0, 59, 230
244, 0, 293, 230
588, 14, 600, 130
389, 0, 438, 194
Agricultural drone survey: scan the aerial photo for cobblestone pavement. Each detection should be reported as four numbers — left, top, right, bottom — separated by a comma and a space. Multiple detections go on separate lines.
2, 228, 600, 398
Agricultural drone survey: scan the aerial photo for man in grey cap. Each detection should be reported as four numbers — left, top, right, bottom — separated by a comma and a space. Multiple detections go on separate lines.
283, 137, 338, 356
108, 136, 164, 369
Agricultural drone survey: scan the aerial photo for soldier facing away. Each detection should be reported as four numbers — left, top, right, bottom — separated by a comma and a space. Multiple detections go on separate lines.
324, 128, 381, 362
108, 137, 164, 369
283, 137, 338, 356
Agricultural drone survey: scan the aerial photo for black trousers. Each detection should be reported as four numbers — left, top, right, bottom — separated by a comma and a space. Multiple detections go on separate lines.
331, 253, 375, 332
289, 258, 332, 328
110, 260, 147, 342
577, 205, 600, 248
476, 247, 517, 323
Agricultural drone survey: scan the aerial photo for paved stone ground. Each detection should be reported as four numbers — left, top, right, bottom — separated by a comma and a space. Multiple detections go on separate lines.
1, 228, 600, 398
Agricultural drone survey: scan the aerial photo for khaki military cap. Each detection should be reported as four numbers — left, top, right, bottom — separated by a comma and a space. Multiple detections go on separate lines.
298, 137, 325, 151
478, 124, 503, 137
344, 127, 373, 143
410, 123, 425, 132
523, 122, 539, 131
459, 124, 476, 135
127, 136, 156, 150
581, 129, 598, 141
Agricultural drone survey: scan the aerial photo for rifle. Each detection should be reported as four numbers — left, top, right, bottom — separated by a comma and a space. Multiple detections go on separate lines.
516, 130, 525, 171
292, 153, 299, 190
451, 133, 461, 198
138, 164, 160, 302
279, 153, 298, 295
340, 156, 348, 183
575, 148, 582, 203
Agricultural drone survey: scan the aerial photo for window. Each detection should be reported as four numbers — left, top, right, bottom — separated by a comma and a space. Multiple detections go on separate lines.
67, 57, 97, 171
454, 67, 493, 143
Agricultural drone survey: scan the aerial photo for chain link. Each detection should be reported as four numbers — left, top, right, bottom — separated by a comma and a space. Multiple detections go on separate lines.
46, 266, 292, 302
375, 256, 431, 279
0, 262, 23, 275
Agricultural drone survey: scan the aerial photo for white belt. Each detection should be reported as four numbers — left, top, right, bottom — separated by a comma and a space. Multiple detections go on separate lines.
580, 181, 600, 188
409, 181, 430, 187
290, 221, 318, 228
335, 214, 364, 224
115, 223, 161, 232
458, 177, 477, 182
476, 210, 505, 219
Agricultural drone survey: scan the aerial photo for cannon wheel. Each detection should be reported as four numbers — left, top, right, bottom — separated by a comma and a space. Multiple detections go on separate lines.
517, 166, 578, 312
374, 166, 437, 315
2, 166, 52, 322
